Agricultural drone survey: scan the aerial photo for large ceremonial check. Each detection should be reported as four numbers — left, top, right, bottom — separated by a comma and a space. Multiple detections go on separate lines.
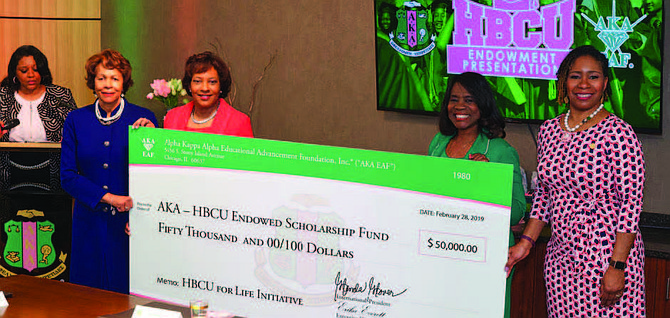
128, 127, 513, 318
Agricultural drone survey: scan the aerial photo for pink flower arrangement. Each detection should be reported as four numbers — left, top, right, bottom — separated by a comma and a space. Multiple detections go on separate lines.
150, 79, 172, 97
147, 78, 188, 109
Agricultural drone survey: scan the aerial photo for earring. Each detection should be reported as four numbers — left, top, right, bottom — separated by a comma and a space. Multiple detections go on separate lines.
13, 77, 17, 84
563, 96, 569, 104
121, 93, 125, 98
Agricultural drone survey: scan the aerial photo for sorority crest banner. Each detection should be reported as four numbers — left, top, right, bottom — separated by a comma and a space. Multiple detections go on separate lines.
0, 193, 72, 280
128, 127, 513, 318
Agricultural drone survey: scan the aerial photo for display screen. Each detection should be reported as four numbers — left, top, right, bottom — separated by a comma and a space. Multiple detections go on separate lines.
374, 0, 662, 133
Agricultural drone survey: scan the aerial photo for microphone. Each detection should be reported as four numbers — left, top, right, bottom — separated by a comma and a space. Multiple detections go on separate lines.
1, 119, 20, 131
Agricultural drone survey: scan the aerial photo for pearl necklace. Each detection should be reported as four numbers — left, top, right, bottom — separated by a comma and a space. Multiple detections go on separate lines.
190, 107, 218, 124
95, 99, 124, 126
564, 103, 604, 132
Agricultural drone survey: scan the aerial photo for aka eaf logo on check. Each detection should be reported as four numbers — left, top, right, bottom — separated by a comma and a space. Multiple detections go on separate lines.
142, 137, 155, 158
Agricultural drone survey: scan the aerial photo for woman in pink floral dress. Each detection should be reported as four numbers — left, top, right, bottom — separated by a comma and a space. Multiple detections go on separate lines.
506, 45, 646, 317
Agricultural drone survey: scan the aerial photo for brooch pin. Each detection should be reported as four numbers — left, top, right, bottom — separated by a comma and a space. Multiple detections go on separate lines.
561, 132, 571, 142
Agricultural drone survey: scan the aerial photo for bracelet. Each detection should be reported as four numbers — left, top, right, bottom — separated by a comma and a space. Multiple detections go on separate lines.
520, 234, 536, 248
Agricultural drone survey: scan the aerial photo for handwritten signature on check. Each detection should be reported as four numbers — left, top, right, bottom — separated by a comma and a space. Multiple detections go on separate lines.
333, 271, 408, 301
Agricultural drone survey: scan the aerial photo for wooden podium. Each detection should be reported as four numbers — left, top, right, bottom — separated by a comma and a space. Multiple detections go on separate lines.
0, 142, 61, 151
0, 142, 72, 282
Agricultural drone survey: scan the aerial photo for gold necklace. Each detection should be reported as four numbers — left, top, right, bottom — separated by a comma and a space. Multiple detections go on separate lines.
446, 137, 476, 158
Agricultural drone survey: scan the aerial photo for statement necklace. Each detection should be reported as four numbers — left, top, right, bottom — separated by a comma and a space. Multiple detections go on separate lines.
190, 107, 218, 124
564, 103, 604, 132
95, 99, 124, 126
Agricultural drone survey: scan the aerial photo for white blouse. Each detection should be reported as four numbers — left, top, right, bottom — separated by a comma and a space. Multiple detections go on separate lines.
9, 91, 47, 142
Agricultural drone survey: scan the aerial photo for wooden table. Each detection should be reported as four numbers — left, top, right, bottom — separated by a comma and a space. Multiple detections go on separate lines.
0, 275, 151, 318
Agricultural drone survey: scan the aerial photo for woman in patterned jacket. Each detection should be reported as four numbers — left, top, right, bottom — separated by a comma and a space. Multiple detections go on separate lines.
0, 45, 77, 191
506, 45, 646, 317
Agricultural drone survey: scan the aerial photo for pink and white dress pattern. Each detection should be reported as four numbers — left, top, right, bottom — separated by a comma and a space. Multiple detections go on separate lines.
531, 114, 646, 317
